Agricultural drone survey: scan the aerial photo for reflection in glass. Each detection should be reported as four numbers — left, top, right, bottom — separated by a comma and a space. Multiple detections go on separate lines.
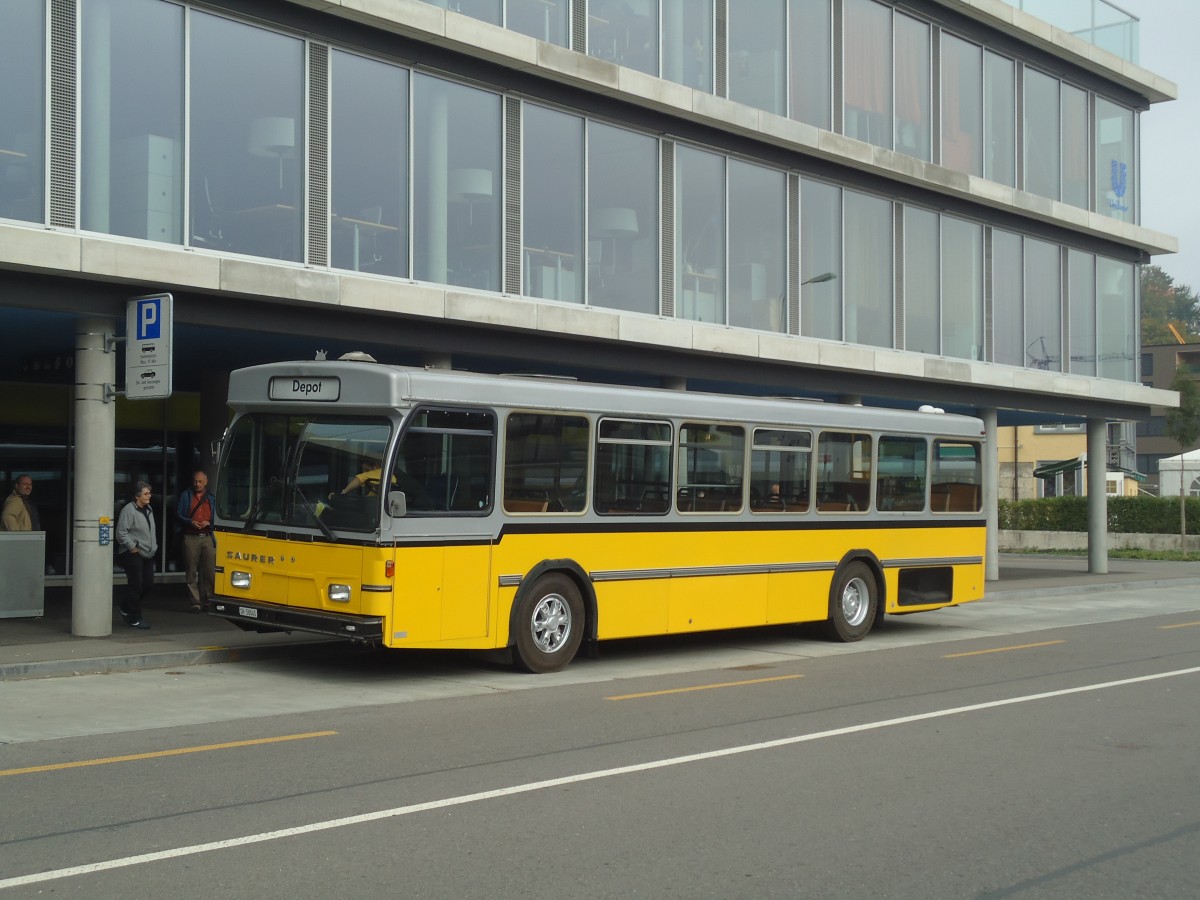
676, 146, 725, 324
331, 52, 408, 277
844, 0, 891, 149
1068, 249, 1096, 376
82, 0, 183, 243
728, 0, 785, 116
508, 0, 569, 46
984, 51, 1016, 187
588, 122, 658, 314
1096, 97, 1134, 223
1023, 68, 1060, 200
844, 190, 892, 349
942, 216, 983, 360
190, 12, 305, 261
800, 178, 841, 340
424, 0, 501, 25
1097, 256, 1134, 381
942, 34, 982, 177
413, 74, 502, 291
789, 0, 831, 130
992, 229, 1023, 367
728, 160, 785, 332
1024, 237, 1061, 372
589, 0, 658, 75
0, 0, 45, 224
894, 13, 930, 161
662, 0, 713, 92
524, 105, 583, 303
904, 207, 938, 355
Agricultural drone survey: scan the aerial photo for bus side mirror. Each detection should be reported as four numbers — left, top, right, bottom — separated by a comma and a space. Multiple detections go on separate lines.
387, 491, 407, 518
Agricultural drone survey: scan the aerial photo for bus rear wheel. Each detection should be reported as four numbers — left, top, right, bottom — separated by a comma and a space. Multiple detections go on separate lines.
823, 561, 877, 642
513, 573, 584, 673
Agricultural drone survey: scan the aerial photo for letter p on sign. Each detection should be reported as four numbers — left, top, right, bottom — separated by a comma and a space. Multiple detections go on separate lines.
137, 298, 161, 340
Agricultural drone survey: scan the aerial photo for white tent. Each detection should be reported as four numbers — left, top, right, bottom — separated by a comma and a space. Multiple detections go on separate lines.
1157, 448, 1200, 497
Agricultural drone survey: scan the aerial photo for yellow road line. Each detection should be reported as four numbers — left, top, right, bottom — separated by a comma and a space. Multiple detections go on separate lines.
606, 673, 803, 701
943, 640, 1065, 658
1159, 620, 1200, 630
0, 731, 337, 778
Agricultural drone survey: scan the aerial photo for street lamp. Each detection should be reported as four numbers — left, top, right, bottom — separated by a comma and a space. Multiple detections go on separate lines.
801, 272, 837, 286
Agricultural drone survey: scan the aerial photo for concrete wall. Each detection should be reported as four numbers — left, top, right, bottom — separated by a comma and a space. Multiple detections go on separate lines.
1000, 530, 1200, 553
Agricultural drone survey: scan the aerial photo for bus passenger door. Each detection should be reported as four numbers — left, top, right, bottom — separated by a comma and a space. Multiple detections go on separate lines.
439, 536, 493, 640
391, 539, 492, 643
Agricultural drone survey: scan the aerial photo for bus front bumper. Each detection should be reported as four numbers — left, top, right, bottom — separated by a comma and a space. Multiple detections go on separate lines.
209, 597, 384, 643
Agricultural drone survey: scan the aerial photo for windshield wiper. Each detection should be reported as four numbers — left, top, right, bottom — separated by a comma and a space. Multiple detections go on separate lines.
294, 485, 336, 542
243, 478, 281, 531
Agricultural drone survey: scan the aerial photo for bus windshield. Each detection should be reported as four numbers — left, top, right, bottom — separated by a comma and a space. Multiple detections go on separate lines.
217, 414, 393, 533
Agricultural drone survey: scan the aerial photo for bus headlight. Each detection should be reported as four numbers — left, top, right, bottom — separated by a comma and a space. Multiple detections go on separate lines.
231, 571, 251, 589
328, 584, 351, 603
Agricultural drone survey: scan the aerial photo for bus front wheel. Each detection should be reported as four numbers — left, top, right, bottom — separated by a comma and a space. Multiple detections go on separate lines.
513, 573, 584, 673
824, 561, 877, 642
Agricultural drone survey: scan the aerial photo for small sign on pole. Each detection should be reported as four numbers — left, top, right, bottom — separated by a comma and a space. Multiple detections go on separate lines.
125, 293, 173, 399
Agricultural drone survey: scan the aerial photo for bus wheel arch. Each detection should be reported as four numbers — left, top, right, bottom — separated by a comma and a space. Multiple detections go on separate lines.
509, 561, 594, 673
824, 552, 883, 642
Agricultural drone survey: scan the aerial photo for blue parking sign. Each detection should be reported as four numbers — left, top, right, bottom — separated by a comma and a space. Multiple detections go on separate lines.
136, 297, 162, 340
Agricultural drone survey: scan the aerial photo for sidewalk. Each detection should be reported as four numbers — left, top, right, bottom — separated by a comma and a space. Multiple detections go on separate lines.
2, 554, 1199, 681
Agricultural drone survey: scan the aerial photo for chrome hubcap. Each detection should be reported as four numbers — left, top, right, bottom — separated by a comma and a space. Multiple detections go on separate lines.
531, 593, 571, 653
840, 577, 870, 627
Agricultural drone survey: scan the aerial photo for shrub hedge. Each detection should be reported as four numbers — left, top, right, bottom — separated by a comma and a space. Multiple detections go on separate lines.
999, 495, 1200, 534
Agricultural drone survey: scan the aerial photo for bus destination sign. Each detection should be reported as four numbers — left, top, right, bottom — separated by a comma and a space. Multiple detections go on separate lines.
269, 376, 341, 402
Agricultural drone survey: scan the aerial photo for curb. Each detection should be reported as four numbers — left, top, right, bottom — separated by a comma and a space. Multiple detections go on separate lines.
984, 576, 1200, 602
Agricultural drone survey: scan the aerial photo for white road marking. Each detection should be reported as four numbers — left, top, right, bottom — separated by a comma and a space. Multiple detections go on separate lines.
3, 664, 1198, 891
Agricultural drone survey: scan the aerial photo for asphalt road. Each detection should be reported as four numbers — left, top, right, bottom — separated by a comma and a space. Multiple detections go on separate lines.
2, 590, 1198, 898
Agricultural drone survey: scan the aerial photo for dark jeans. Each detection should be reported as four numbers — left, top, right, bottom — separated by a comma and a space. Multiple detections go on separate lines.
119, 552, 156, 620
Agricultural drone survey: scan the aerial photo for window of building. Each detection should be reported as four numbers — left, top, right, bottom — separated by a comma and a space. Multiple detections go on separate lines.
424, 0, 501, 26
330, 51, 408, 277
587, 122, 659, 314
508, 0, 569, 46
1098, 257, 1135, 381
1023, 67, 1061, 200
984, 51, 1017, 187
589, 0, 658, 75
904, 207, 939, 354
189, 12, 305, 261
677, 423, 745, 513
1069, 249, 1097, 376
992, 228, 1024, 367
1061, 83, 1089, 209
728, 0, 786, 117
941, 33, 983, 177
1096, 97, 1135, 222
844, 190, 892, 349
843, 0, 892, 149
524, 104, 584, 303
662, 0, 713, 92
942, 216, 983, 361
728, 160, 786, 333
800, 178, 842, 340
0, 0, 44, 225
82, 0, 183, 244
1141, 351, 1154, 378
789, 0, 831, 130
1034, 423, 1085, 434
413, 74, 502, 291
676, 144, 725, 324
1025, 237, 1062, 371
894, 12, 931, 162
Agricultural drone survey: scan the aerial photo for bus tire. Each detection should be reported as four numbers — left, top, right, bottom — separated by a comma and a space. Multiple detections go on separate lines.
513, 573, 584, 673
823, 561, 877, 642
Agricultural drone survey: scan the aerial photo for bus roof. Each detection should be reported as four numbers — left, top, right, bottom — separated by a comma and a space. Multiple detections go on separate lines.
228, 360, 984, 439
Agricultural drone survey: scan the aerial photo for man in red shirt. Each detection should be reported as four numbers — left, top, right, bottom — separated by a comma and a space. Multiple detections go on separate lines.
176, 470, 216, 613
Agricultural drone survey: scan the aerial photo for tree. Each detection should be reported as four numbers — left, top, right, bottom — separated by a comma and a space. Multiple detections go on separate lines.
1141, 265, 1200, 345
1165, 368, 1200, 544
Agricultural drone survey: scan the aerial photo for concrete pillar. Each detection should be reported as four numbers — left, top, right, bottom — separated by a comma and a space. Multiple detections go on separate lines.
1087, 417, 1108, 574
980, 407, 999, 581
72, 317, 118, 637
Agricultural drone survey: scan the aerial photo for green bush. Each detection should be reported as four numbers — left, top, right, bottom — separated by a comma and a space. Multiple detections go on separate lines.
999, 495, 1200, 534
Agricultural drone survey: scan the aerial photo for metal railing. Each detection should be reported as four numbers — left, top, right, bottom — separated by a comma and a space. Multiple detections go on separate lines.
1011, 0, 1139, 63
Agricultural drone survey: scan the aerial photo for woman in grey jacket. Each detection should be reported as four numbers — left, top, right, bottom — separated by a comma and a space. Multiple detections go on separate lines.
116, 481, 157, 629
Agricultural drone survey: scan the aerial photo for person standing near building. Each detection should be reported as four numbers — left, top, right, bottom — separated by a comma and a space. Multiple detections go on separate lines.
176, 470, 216, 613
1, 474, 40, 531
115, 481, 156, 629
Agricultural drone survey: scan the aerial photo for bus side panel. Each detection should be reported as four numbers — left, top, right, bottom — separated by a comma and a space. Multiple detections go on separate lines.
766, 570, 834, 624
391, 542, 492, 645
441, 543, 492, 640
669, 571, 769, 632
594, 580, 670, 640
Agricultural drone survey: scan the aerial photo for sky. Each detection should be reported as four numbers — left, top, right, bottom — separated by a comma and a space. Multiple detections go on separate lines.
1120, 0, 1200, 290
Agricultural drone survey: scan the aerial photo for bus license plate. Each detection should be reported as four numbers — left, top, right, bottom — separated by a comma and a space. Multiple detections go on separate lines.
238, 606, 258, 619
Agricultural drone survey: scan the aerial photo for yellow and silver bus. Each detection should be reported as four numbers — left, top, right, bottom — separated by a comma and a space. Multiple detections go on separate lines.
211, 358, 986, 672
